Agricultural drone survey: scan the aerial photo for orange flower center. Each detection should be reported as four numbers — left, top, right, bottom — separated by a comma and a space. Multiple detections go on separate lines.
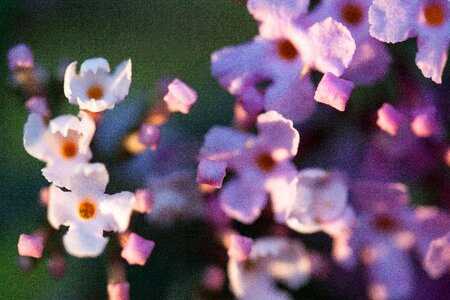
374, 215, 397, 232
424, 3, 445, 27
78, 200, 96, 220
256, 153, 277, 172
86, 85, 104, 100
60, 140, 78, 159
277, 39, 298, 61
341, 4, 363, 25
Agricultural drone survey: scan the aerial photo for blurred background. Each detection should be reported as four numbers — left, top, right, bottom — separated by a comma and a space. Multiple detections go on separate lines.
1, 0, 449, 299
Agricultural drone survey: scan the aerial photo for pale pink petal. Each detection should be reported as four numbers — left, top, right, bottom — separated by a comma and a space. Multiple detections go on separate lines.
376, 103, 405, 136
121, 233, 155, 266
369, 0, 418, 43
314, 72, 355, 112
257, 111, 300, 160
300, 18, 356, 76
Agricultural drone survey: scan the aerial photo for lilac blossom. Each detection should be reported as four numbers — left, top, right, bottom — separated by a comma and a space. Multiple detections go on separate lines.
197, 111, 299, 224
211, 0, 356, 122
369, 0, 450, 83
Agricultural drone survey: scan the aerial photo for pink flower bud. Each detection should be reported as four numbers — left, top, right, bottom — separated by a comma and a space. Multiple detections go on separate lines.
133, 189, 153, 213
163, 79, 197, 114
107, 282, 130, 300
121, 233, 155, 266
227, 234, 253, 262
410, 106, 439, 138
138, 124, 160, 150
39, 186, 50, 206
8, 44, 34, 71
314, 72, 354, 112
18, 234, 44, 258
376, 103, 404, 136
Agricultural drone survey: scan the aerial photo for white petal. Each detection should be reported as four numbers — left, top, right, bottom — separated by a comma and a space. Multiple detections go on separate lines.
69, 163, 110, 197
63, 225, 109, 257
99, 191, 135, 232
47, 184, 77, 229
64, 61, 79, 103
80, 57, 110, 76
23, 113, 53, 162
49, 114, 83, 137
109, 59, 132, 100
415, 35, 448, 84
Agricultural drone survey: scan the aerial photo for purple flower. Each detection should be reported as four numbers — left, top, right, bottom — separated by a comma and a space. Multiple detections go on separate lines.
369, 0, 450, 83
304, 0, 391, 85
211, 0, 356, 122
7, 44, 34, 71
198, 111, 299, 224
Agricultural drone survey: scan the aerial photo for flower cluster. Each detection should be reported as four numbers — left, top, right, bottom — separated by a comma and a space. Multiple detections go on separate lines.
6, 0, 450, 299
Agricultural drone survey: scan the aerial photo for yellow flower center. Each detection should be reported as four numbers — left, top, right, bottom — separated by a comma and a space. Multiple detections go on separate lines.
341, 4, 363, 25
78, 200, 96, 220
86, 85, 104, 100
424, 3, 445, 27
277, 39, 298, 61
60, 140, 78, 159
256, 153, 277, 172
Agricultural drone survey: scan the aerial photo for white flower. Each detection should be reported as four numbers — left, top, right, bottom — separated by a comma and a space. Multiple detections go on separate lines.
64, 57, 132, 112
228, 237, 311, 300
23, 112, 95, 189
48, 163, 135, 257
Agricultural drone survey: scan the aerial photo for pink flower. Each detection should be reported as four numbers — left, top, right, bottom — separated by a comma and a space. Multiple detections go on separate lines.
369, 0, 450, 83
211, 0, 355, 122
107, 282, 130, 300
314, 73, 355, 111
198, 111, 299, 223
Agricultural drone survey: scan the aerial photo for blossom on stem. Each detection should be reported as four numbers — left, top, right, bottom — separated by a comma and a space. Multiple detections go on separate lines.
163, 79, 197, 114
23, 112, 95, 189
48, 163, 135, 257
369, 0, 450, 83
64, 57, 132, 112
198, 111, 299, 224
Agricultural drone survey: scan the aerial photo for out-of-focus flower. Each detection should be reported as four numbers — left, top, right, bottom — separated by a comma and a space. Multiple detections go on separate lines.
376, 103, 440, 138
202, 265, 226, 292
304, 0, 391, 85
64, 57, 132, 112
23, 112, 95, 189
198, 111, 299, 224
228, 234, 254, 262
423, 232, 450, 279
121, 232, 155, 266
228, 236, 311, 300
163, 78, 197, 114
138, 124, 161, 150
107, 282, 130, 300
211, 0, 355, 122
47, 163, 135, 257
146, 171, 204, 227
7, 44, 34, 71
369, 0, 450, 83
284, 169, 356, 264
341, 182, 450, 299
25, 97, 50, 119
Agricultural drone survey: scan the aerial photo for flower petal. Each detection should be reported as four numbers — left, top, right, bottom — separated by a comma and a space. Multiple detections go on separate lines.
314, 72, 355, 112
415, 35, 448, 84
63, 225, 109, 257
80, 57, 111, 76
109, 59, 132, 100
69, 163, 110, 197
23, 113, 53, 162
47, 184, 77, 229
99, 191, 135, 232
